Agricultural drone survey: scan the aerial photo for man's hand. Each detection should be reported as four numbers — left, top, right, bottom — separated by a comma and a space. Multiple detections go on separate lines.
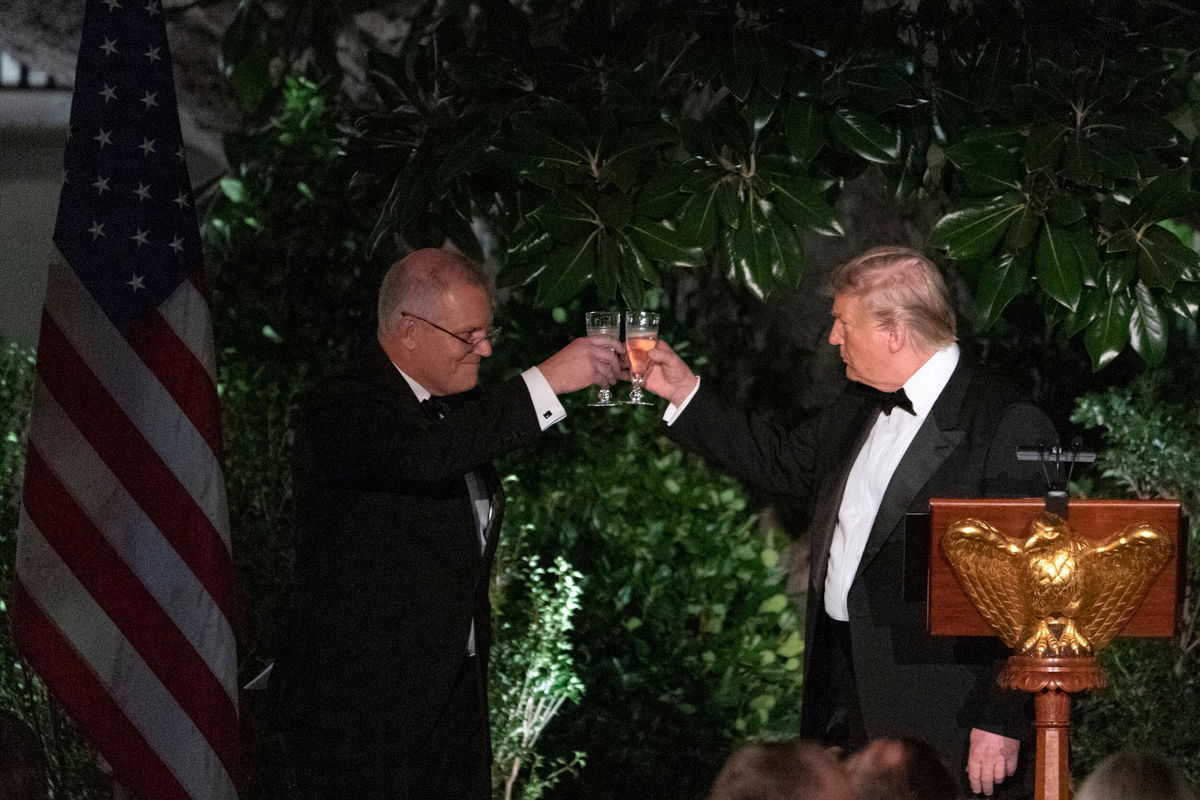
967, 728, 1019, 796
538, 335, 624, 395
642, 339, 698, 406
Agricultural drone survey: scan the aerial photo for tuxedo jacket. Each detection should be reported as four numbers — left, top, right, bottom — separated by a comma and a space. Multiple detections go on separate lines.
269, 339, 542, 756
668, 358, 1057, 770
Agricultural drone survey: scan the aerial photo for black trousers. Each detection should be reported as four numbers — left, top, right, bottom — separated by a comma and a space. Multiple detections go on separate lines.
270, 654, 492, 800
802, 611, 868, 753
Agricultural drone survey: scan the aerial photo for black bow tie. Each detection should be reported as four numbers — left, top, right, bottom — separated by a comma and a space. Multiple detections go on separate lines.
851, 383, 915, 416
421, 396, 451, 419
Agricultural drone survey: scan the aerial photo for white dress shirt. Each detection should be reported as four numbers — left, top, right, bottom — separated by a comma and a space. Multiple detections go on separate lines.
823, 344, 959, 621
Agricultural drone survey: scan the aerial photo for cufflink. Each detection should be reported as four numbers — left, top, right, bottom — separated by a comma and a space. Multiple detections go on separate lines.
543, 410, 552, 419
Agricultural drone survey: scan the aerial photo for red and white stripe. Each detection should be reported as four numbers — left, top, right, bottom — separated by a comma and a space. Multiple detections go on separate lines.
12, 256, 240, 800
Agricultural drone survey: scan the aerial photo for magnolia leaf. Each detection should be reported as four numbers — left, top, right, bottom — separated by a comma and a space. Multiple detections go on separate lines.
1129, 282, 1167, 367
771, 176, 843, 237
1084, 289, 1133, 371
1035, 224, 1088, 312
1136, 225, 1197, 292
627, 217, 707, 268
535, 235, 597, 308
1159, 282, 1200, 319
828, 106, 900, 164
930, 195, 1024, 260
785, 100, 824, 164
975, 252, 1028, 329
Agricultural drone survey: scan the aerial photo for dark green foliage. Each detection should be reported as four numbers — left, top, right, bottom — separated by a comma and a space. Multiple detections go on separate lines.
0, 345, 107, 799
337, 0, 1198, 370
1070, 376, 1200, 785
498, 390, 803, 800
204, 76, 388, 372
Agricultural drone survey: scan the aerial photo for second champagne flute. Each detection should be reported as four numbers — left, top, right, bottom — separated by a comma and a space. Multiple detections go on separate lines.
624, 310, 659, 406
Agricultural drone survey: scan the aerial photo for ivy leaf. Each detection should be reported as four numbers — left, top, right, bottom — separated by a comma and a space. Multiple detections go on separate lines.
1129, 282, 1167, 367
771, 176, 843, 237
975, 252, 1028, 329
930, 195, 1024, 260
1136, 225, 1197, 292
1084, 289, 1133, 371
1035, 224, 1088, 312
785, 101, 824, 164
827, 107, 900, 164
535, 235, 597, 308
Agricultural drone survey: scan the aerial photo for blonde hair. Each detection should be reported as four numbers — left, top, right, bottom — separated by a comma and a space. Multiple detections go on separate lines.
828, 246, 956, 352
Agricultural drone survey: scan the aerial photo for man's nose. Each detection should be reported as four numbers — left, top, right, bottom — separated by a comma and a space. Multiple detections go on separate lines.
476, 338, 494, 357
828, 325, 841, 346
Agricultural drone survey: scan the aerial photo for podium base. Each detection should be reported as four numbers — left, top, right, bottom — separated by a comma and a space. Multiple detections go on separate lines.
998, 656, 1106, 800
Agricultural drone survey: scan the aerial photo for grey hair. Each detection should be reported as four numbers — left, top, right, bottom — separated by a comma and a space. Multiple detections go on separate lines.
377, 249, 494, 336
827, 246, 956, 351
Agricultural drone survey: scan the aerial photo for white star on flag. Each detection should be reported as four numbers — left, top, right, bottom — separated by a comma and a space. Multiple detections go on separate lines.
126, 273, 146, 291
87, 220, 106, 239
168, 235, 185, 254
98, 84, 117, 103
173, 190, 190, 209
102, 0, 121, 11
92, 175, 111, 194
134, 183, 152, 201
138, 137, 157, 156
130, 229, 150, 247
145, 46, 162, 64
145, 0, 160, 15
99, 37, 119, 56
94, 129, 113, 148
140, 91, 159, 109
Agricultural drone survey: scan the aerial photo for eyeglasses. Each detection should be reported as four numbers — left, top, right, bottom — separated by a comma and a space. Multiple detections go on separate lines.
400, 311, 501, 349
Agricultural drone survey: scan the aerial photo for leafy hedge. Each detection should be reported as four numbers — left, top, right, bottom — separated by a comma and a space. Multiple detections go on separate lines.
496, 391, 803, 800
1071, 376, 1200, 786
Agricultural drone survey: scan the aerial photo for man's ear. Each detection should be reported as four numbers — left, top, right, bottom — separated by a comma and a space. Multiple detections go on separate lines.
886, 324, 907, 354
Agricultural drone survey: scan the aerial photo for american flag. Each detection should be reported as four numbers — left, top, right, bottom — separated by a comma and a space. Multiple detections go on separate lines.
9, 1, 240, 798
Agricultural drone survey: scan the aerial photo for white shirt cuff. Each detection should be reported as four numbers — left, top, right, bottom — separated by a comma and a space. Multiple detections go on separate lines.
521, 367, 567, 431
662, 376, 701, 426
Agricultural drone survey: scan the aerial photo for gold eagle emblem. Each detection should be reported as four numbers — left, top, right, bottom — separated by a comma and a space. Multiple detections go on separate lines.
943, 513, 1170, 657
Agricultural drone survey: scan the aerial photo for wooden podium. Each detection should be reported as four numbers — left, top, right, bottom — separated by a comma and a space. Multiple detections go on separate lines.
926, 498, 1185, 800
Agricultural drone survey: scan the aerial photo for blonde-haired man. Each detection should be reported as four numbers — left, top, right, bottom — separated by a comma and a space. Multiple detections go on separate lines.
645, 246, 1057, 797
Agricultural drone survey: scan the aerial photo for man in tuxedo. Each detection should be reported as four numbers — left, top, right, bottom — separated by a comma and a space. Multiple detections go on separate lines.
268, 247, 622, 799
643, 246, 1057, 797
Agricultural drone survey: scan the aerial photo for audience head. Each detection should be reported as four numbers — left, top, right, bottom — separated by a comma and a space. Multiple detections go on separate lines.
707, 739, 852, 800
0, 709, 48, 800
843, 736, 956, 800
1075, 750, 1196, 800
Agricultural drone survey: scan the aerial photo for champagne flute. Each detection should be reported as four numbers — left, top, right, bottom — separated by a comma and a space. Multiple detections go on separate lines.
624, 310, 659, 406
585, 311, 621, 407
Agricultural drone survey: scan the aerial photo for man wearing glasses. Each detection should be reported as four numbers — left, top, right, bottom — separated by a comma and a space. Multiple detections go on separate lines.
268, 247, 622, 799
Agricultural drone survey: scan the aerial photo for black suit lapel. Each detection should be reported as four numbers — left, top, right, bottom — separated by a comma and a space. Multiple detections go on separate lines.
851, 360, 972, 583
